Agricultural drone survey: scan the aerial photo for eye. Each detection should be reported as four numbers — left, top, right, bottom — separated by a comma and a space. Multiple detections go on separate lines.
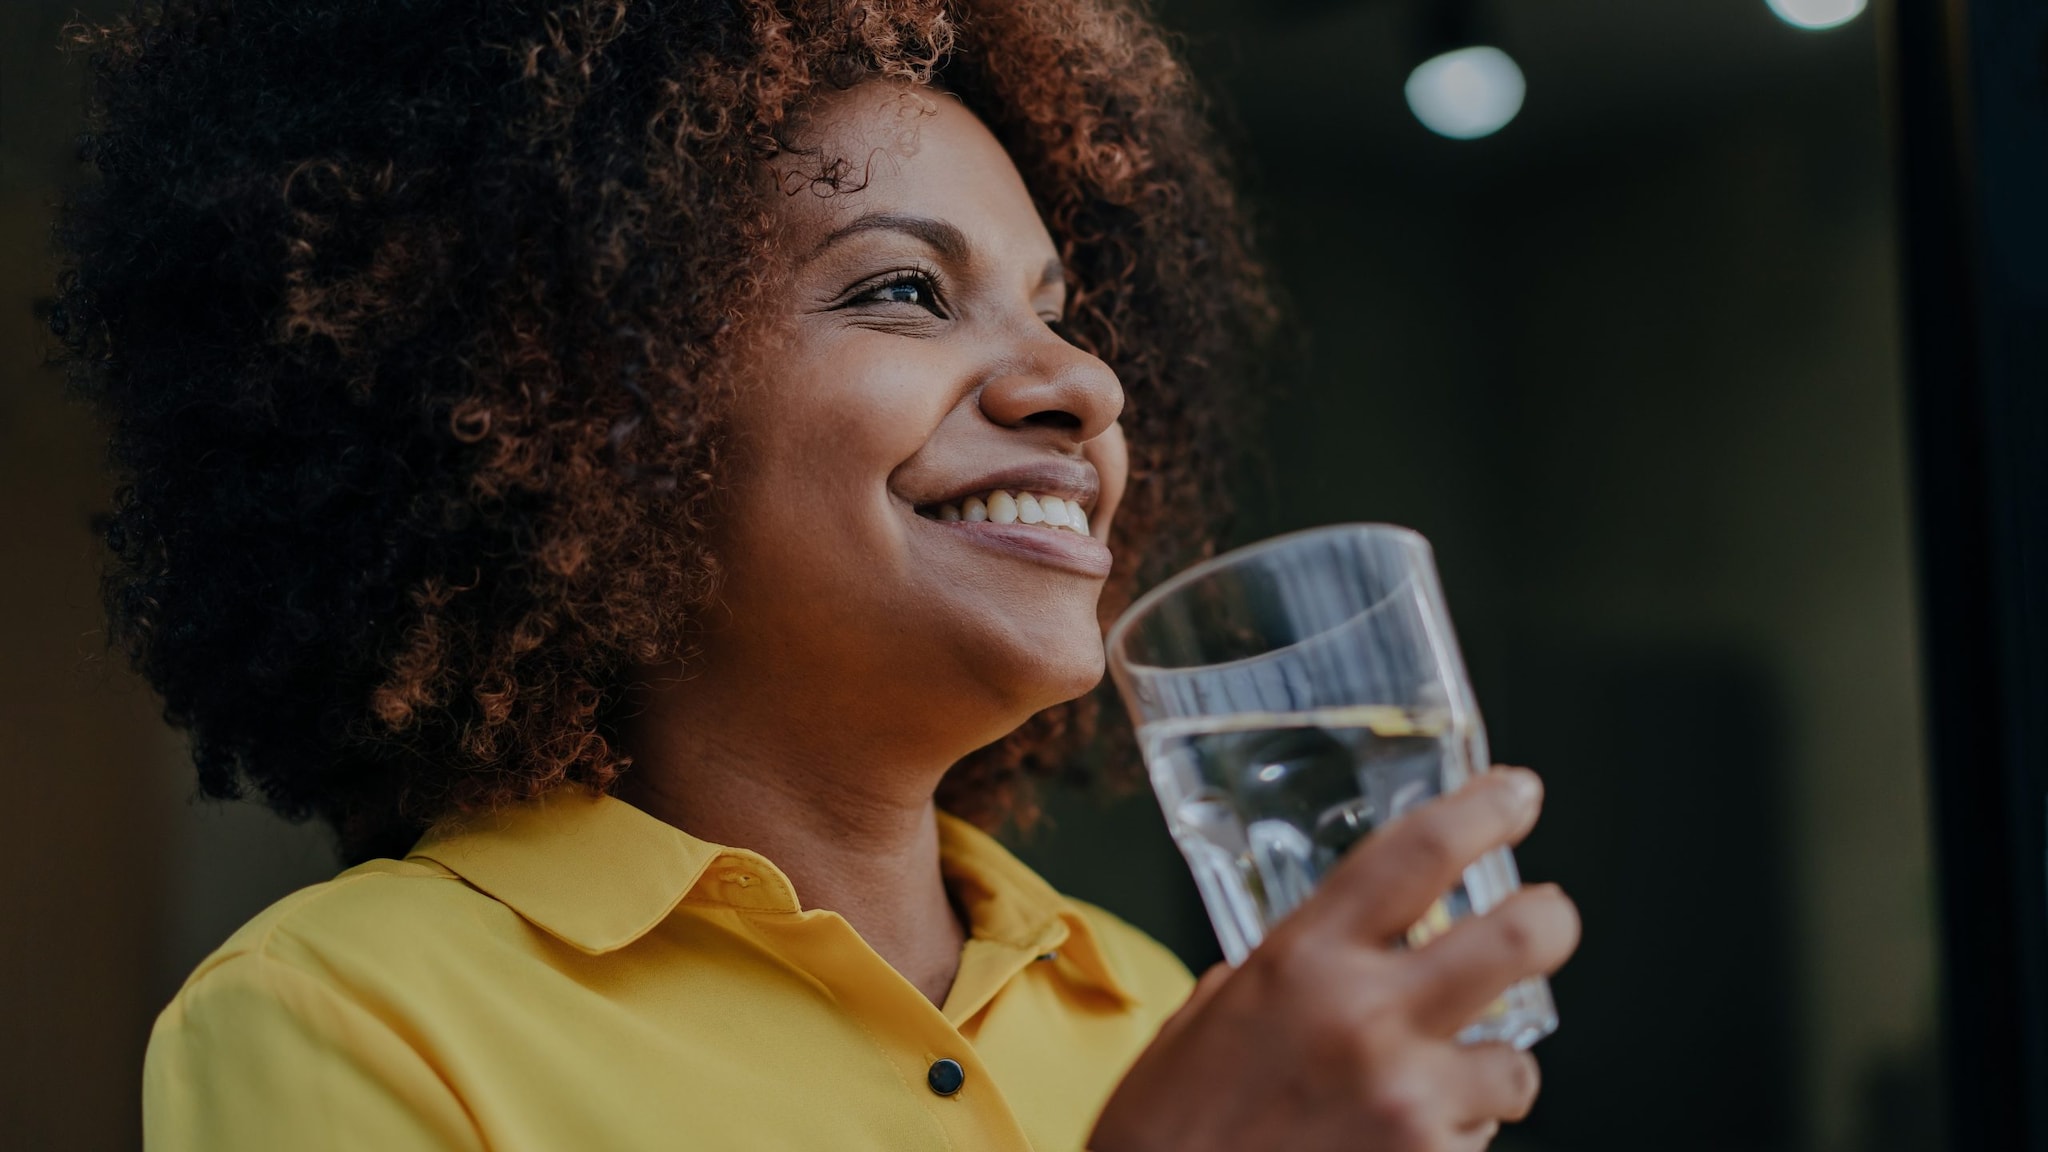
875, 279, 927, 306
851, 272, 946, 317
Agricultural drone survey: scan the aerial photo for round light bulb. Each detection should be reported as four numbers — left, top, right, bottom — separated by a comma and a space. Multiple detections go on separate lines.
1764, 0, 1866, 30
1404, 45, 1527, 141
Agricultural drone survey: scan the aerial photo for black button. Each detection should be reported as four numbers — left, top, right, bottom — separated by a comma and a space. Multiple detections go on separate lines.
927, 1058, 965, 1096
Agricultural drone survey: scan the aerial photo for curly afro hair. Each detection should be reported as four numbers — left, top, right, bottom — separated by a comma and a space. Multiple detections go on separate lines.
51, 0, 1276, 863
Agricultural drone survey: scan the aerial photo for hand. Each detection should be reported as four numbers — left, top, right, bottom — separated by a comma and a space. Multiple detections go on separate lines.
1090, 768, 1580, 1152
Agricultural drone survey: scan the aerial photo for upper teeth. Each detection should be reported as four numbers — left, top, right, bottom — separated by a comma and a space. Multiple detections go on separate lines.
928, 490, 1091, 537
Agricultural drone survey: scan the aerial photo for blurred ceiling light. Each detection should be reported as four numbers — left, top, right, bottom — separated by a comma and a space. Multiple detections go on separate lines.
1405, 45, 1527, 140
1764, 0, 1867, 30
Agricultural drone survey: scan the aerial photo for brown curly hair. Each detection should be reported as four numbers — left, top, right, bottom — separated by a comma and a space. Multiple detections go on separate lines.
51, 0, 1275, 863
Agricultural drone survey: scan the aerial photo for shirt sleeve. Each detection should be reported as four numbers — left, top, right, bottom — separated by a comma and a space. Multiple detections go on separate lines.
144, 951, 483, 1152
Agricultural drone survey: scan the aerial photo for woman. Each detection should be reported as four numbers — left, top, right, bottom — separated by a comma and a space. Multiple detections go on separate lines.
55, 1, 1578, 1148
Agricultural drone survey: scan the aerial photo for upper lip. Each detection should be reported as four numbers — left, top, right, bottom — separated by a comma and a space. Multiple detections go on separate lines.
912, 458, 1101, 514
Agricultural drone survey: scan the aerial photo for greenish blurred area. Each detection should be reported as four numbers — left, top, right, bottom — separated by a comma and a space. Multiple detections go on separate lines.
1, 2, 1938, 1149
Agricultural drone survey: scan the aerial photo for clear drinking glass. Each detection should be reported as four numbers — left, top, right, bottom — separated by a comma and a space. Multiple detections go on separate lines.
1106, 523, 1557, 1049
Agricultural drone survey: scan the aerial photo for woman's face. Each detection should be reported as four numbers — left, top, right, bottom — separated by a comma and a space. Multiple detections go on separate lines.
702, 81, 1128, 759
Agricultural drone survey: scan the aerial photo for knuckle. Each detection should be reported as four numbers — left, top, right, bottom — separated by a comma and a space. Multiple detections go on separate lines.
1311, 988, 1394, 1069
1407, 812, 1462, 875
1249, 934, 1392, 1066
1492, 903, 1540, 964
1305, 1013, 1373, 1075
1293, 1004, 1378, 1084
1334, 978, 1403, 1040
1364, 1073, 1433, 1148
1259, 924, 1336, 989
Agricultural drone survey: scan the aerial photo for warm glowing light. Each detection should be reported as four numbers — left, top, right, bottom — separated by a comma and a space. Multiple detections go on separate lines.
1765, 0, 1866, 30
1404, 46, 1526, 140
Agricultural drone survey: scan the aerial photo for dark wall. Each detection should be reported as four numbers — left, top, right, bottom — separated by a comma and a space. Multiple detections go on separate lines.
1024, 3, 1939, 1150
3, 5, 175, 1149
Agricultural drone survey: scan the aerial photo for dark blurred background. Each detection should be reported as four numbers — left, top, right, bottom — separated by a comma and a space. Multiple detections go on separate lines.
1, 1, 1939, 1149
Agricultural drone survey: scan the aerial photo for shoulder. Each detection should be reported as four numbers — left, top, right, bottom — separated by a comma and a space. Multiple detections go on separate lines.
145, 860, 490, 1150
147, 858, 496, 1107
165, 856, 494, 1009
1060, 896, 1198, 1010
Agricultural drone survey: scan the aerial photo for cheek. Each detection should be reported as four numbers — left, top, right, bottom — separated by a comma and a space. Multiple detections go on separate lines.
776, 344, 954, 475
1082, 422, 1130, 537
730, 340, 956, 518
713, 331, 1108, 708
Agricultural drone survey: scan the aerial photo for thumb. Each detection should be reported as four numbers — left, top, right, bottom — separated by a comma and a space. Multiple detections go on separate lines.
1150, 963, 1234, 1049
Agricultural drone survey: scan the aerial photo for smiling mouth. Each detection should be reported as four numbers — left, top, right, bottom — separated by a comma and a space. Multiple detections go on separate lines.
915, 489, 1092, 537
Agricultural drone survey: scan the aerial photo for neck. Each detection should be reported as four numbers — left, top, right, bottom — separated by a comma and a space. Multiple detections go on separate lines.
616, 678, 972, 1007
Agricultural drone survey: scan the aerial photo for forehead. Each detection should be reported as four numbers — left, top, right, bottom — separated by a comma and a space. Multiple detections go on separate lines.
767, 82, 1058, 264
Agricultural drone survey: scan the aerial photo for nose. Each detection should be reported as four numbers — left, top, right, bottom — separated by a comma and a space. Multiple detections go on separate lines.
975, 327, 1124, 443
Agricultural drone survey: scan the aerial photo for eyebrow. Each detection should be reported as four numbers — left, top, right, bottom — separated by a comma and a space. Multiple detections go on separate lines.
810, 212, 969, 263
808, 211, 1067, 291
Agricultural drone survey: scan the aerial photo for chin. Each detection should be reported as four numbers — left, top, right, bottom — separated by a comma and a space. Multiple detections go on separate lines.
1011, 641, 1109, 713
938, 608, 1111, 734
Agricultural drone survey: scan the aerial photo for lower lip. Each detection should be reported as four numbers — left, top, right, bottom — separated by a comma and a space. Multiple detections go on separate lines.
916, 517, 1114, 577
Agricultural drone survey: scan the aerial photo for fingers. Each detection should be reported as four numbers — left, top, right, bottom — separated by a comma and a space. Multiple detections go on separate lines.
1407, 884, 1581, 1038
1302, 768, 1544, 943
1449, 1044, 1542, 1128
1445, 1120, 1502, 1152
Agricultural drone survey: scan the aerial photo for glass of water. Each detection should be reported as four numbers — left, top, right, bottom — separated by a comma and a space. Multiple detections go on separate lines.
1106, 523, 1557, 1049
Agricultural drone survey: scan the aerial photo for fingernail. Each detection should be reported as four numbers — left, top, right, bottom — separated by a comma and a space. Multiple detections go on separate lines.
1504, 768, 1541, 810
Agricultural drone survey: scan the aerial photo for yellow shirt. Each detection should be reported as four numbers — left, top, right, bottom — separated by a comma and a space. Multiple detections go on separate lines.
143, 791, 1195, 1151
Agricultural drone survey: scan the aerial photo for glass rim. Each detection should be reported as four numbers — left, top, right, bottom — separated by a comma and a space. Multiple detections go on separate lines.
1104, 521, 1432, 672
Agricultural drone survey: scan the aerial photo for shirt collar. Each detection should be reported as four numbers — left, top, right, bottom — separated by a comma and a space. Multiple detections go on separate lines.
936, 807, 1136, 1006
407, 789, 1134, 1004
